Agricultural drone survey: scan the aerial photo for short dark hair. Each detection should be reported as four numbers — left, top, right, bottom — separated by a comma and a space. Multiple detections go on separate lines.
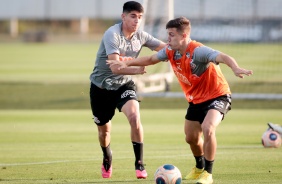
123, 1, 144, 13
166, 17, 191, 34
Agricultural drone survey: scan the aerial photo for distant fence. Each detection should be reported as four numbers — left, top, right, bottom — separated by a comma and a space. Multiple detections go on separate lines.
1, 0, 282, 20
1, 0, 282, 42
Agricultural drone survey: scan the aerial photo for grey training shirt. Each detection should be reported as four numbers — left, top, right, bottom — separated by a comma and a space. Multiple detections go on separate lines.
90, 22, 162, 90
157, 45, 220, 77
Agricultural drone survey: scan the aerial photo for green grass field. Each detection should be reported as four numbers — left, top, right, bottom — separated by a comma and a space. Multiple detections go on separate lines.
0, 43, 282, 110
0, 42, 282, 85
1, 43, 282, 90
0, 109, 281, 184
0, 43, 282, 183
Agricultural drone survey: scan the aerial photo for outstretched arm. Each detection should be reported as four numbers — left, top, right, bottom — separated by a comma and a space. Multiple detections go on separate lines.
216, 53, 253, 78
154, 42, 167, 51
107, 53, 161, 70
107, 53, 146, 75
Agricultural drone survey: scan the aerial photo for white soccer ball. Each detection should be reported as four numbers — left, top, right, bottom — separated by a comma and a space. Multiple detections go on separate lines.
154, 164, 182, 184
261, 129, 281, 148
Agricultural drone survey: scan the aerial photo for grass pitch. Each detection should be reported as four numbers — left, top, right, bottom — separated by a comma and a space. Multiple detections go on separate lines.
0, 42, 282, 183
0, 43, 282, 110
0, 109, 281, 184
1, 42, 282, 93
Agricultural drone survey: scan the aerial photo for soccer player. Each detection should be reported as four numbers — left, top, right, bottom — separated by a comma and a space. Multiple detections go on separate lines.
107, 17, 253, 184
89, 1, 166, 179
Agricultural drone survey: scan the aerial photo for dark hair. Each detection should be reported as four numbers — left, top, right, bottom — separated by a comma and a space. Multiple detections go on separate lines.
166, 17, 191, 34
123, 1, 144, 13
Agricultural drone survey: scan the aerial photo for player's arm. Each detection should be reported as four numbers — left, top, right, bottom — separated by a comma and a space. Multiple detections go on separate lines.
154, 41, 167, 51
107, 53, 161, 70
108, 53, 146, 75
216, 53, 253, 78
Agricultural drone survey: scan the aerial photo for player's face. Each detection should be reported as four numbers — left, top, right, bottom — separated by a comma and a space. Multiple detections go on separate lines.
167, 28, 183, 50
122, 11, 143, 32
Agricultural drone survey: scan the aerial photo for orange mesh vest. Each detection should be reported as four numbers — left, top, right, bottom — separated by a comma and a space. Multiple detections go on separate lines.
166, 40, 231, 104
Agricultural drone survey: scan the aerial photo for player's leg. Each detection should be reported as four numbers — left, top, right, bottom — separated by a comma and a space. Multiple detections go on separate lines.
97, 122, 113, 178
202, 109, 222, 170
185, 119, 204, 158
184, 119, 205, 180
196, 95, 231, 184
117, 81, 147, 179
97, 122, 111, 147
195, 109, 221, 184
90, 83, 115, 178
122, 99, 143, 142
121, 99, 147, 178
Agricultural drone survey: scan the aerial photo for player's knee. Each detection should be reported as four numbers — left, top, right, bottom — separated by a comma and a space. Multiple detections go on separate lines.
185, 135, 199, 145
98, 129, 110, 138
202, 126, 216, 139
127, 113, 141, 129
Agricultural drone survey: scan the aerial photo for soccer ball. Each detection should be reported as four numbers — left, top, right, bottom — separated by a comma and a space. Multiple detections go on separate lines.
261, 129, 281, 148
154, 164, 182, 184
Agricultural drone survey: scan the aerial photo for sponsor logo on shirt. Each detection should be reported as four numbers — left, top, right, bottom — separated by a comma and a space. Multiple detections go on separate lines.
176, 64, 182, 71
105, 77, 129, 86
119, 56, 134, 61
190, 62, 196, 70
173, 69, 191, 86
186, 52, 190, 59
188, 95, 193, 100
132, 40, 141, 52
174, 51, 182, 60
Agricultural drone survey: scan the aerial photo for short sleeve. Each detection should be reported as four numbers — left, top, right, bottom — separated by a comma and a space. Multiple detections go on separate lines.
140, 31, 162, 51
193, 46, 220, 64
103, 29, 120, 55
157, 47, 169, 61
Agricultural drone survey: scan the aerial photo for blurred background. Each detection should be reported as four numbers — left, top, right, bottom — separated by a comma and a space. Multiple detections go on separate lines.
0, 0, 282, 109
1, 2, 281, 183
1, 0, 282, 42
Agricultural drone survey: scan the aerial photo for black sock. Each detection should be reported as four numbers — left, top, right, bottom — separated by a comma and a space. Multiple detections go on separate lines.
194, 155, 205, 169
132, 142, 144, 169
204, 158, 214, 174
101, 144, 112, 171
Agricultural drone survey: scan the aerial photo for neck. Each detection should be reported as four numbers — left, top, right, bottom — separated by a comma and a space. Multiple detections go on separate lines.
121, 23, 134, 39
179, 38, 191, 55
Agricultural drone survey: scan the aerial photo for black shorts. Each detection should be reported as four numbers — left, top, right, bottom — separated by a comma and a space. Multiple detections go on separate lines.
185, 95, 232, 124
90, 81, 138, 126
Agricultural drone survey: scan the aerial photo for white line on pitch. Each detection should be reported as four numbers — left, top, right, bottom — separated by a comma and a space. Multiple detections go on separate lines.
0, 145, 261, 167
0, 154, 190, 167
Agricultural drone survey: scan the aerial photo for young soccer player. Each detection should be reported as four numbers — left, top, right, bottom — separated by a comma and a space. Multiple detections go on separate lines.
107, 17, 253, 184
89, 1, 166, 179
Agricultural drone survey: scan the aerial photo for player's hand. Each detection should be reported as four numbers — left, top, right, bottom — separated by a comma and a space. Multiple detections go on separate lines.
233, 67, 253, 78
106, 60, 127, 70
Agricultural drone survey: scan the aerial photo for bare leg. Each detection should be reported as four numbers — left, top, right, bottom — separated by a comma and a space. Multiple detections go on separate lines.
97, 121, 111, 147
184, 119, 204, 157
98, 121, 112, 175
121, 99, 143, 143
201, 109, 222, 161
121, 99, 147, 178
